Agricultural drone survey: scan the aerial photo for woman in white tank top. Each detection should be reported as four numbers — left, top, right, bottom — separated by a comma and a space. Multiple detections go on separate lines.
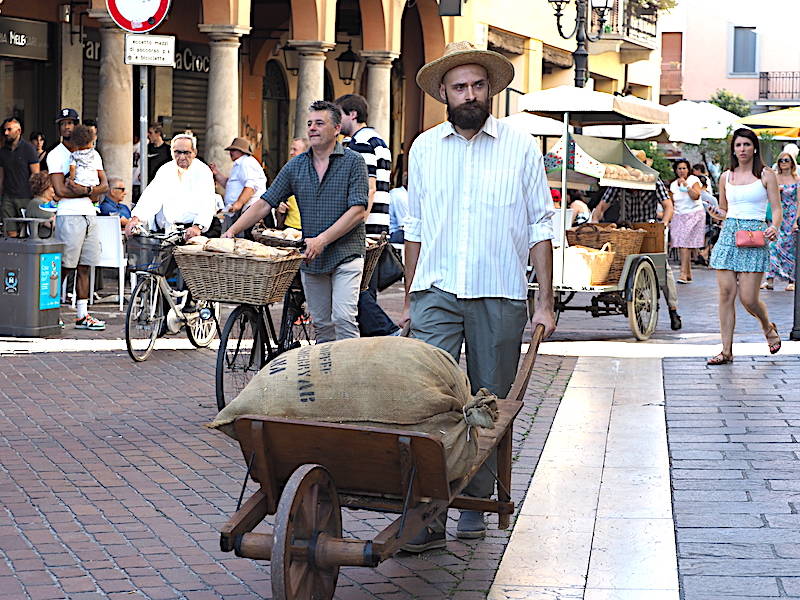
707, 128, 782, 365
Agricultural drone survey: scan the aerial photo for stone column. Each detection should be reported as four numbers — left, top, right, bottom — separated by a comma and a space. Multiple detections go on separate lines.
199, 25, 251, 171
290, 41, 335, 138
87, 12, 132, 193
59, 23, 83, 112
360, 51, 398, 145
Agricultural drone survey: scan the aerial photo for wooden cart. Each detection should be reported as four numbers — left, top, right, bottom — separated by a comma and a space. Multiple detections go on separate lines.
219, 325, 546, 600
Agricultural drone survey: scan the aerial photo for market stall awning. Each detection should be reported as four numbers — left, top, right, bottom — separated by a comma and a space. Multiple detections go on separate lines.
738, 106, 800, 138
499, 112, 569, 137
518, 85, 669, 127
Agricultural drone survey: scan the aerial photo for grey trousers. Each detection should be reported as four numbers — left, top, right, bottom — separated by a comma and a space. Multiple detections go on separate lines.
410, 287, 528, 531
664, 261, 679, 310
301, 257, 364, 343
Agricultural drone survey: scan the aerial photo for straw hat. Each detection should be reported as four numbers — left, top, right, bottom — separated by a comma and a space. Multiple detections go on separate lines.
416, 41, 514, 104
224, 137, 253, 155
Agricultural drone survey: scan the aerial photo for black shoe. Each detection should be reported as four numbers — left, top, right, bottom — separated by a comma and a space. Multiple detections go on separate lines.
401, 527, 446, 553
669, 309, 682, 331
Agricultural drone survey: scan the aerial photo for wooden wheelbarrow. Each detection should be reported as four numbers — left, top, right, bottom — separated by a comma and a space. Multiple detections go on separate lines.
219, 325, 546, 599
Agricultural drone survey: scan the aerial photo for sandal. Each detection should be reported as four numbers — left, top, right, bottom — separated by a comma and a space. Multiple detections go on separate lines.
707, 353, 734, 366
787, 283, 795, 292
761, 281, 774, 290
766, 323, 781, 355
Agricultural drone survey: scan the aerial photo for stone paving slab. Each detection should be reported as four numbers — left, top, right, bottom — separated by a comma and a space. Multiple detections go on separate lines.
665, 355, 800, 600
0, 343, 575, 599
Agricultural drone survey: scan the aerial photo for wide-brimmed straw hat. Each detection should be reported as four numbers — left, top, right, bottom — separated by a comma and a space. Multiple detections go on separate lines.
224, 137, 252, 155
416, 41, 514, 103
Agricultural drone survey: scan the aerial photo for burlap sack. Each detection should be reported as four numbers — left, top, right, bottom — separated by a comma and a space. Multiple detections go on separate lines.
208, 337, 498, 481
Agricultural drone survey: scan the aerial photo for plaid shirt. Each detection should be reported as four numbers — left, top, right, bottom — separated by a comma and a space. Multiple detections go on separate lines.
262, 141, 368, 274
600, 179, 669, 223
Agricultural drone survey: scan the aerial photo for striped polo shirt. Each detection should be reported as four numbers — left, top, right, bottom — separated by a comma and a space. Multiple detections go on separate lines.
346, 126, 391, 236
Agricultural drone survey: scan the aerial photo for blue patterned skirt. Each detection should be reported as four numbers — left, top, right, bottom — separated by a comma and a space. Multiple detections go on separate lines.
710, 218, 769, 273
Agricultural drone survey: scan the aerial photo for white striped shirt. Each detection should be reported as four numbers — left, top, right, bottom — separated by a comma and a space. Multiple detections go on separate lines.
405, 115, 554, 300
346, 126, 392, 236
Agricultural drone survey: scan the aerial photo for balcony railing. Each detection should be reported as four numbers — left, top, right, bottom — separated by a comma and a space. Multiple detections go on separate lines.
759, 71, 800, 102
592, 1, 658, 49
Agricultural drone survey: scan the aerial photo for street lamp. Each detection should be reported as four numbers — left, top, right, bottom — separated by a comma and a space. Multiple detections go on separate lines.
280, 44, 299, 75
548, 0, 612, 88
336, 41, 360, 85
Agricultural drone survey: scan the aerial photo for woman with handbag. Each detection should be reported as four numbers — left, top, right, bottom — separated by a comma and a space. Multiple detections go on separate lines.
707, 128, 782, 365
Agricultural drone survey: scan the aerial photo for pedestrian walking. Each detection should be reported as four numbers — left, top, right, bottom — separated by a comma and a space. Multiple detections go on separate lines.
335, 93, 400, 337
30, 131, 47, 167
46, 108, 108, 331
224, 100, 369, 342
146, 123, 171, 183
400, 41, 556, 550
0, 117, 41, 236
762, 151, 799, 292
209, 137, 267, 238
669, 159, 705, 283
708, 128, 782, 365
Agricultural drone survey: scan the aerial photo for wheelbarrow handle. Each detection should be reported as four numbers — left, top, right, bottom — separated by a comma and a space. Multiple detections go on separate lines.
507, 324, 546, 404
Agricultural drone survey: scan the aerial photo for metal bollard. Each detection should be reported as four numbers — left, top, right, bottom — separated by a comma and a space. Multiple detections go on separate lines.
791, 229, 800, 341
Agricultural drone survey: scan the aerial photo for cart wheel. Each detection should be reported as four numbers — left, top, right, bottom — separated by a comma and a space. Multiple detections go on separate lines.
627, 260, 659, 341
272, 464, 341, 600
186, 300, 218, 348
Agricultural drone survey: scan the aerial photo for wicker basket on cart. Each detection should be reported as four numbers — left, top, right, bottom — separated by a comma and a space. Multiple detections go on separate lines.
173, 248, 303, 305
361, 235, 388, 291
566, 224, 646, 284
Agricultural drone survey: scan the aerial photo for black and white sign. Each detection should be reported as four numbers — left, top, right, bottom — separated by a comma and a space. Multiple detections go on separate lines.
124, 34, 175, 66
0, 17, 48, 61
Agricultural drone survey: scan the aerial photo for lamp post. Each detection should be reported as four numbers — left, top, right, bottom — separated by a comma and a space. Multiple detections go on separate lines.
336, 41, 360, 85
548, 0, 612, 88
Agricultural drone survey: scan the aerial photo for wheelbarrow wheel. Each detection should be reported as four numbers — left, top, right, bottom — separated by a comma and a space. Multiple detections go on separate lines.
272, 464, 342, 600
627, 259, 659, 341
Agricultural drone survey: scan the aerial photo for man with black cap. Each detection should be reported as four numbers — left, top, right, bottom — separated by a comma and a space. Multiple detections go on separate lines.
47, 108, 108, 331
399, 42, 556, 551
209, 137, 267, 236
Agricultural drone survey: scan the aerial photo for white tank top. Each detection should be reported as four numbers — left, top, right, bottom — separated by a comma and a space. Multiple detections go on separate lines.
725, 173, 768, 220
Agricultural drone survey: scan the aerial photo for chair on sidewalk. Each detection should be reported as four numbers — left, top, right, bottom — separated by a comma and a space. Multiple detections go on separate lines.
90, 215, 126, 312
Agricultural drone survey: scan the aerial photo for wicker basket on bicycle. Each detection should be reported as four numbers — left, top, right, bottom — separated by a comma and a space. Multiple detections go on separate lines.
361, 234, 388, 291
173, 248, 303, 305
566, 223, 646, 284
126, 235, 175, 276
251, 224, 304, 248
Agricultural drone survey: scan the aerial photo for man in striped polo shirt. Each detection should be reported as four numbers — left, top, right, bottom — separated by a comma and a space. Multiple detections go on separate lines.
336, 94, 400, 337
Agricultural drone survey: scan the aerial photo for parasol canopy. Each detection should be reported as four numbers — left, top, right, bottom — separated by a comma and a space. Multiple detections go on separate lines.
738, 106, 800, 138
518, 85, 669, 127
499, 112, 570, 137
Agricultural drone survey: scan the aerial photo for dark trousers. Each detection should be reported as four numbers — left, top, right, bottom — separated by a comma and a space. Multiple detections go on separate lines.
356, 268, 399, 336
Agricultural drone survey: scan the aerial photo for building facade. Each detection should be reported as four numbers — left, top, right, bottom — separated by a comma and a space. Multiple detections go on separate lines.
659, 0, 800, 110
5, 0, 661, 194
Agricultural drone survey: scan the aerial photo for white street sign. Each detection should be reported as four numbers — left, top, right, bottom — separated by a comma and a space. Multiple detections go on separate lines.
124, 34, 175, 66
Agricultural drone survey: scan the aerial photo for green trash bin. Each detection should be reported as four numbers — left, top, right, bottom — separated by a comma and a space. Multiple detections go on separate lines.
0, 218, 63, 337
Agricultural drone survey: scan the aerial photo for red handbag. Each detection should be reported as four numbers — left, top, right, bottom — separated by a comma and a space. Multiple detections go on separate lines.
735, 230, 766, 248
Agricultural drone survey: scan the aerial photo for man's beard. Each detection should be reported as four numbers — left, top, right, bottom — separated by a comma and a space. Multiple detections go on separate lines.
447, 99, 490, 131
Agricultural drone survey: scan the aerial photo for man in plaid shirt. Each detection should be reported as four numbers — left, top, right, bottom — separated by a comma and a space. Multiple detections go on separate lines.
592, 178, 683, 330
225, 100, 369, 341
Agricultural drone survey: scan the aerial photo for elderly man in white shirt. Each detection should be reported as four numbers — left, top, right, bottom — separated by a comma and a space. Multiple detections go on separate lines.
399, 41, 556, 552
125, 133, 220, 240
209, 137, 267, 237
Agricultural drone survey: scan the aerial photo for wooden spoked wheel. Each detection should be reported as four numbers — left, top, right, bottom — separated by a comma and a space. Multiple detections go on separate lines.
271, 464, 342, 600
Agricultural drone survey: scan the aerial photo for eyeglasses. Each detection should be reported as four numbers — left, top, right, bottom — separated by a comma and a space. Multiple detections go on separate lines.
778, 158, 792, 163
173, 150, 192, 156
113, 187, 126, 191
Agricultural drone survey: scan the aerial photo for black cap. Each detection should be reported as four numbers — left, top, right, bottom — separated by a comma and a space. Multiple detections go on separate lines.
55, 108, 80, 124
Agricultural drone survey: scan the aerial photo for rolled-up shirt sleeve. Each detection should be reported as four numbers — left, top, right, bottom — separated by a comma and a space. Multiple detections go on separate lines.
261, 161, 294, 209
131, 176, 164, 225
525, 145, 555, 246
404, 145, 422, 242
346, 155, 369, 208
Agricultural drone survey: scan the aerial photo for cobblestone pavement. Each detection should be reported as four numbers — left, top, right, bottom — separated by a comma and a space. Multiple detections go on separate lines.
0, 341, 575, 600
665, 355, 800, 600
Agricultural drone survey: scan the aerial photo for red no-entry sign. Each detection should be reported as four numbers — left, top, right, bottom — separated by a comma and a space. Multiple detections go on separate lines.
106, 0, 171, 34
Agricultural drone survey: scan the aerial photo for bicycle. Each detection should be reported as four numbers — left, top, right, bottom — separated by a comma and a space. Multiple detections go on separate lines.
125, 229, 218, 362
215, 274, 313, 410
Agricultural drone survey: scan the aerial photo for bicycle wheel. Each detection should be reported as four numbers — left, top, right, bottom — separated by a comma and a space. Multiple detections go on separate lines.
279, 287, 315, 353
215, 305, 266, 410
186, 300, 219, 348
125, 274, 164, 362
